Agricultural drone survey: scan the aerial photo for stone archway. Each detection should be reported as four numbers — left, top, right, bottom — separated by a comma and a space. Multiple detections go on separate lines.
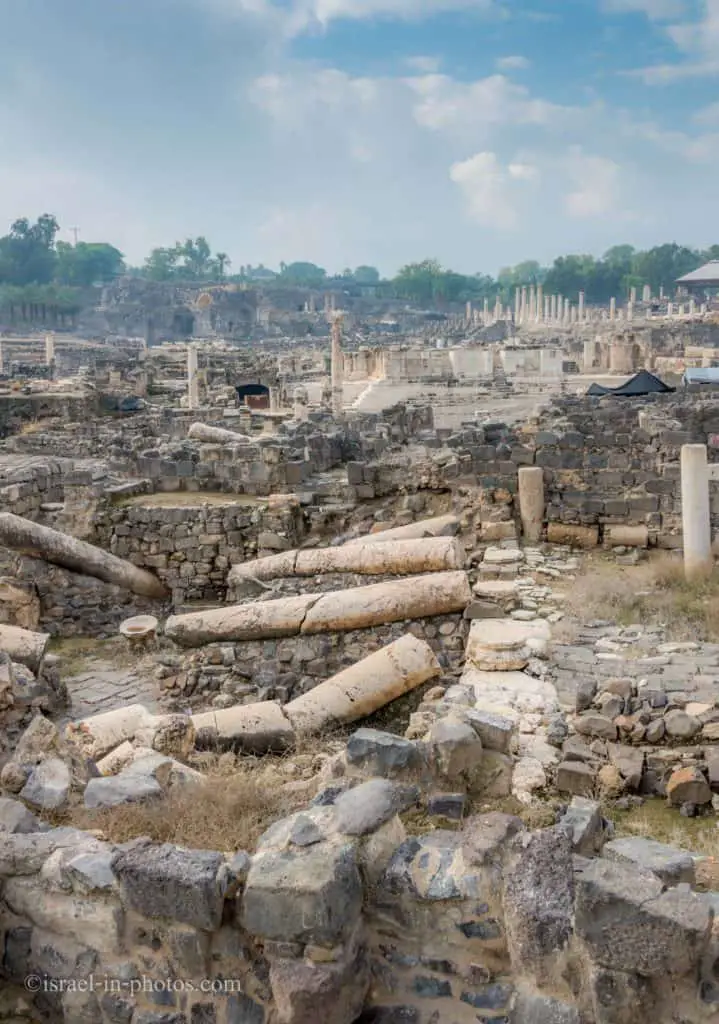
236, 383, 270, 410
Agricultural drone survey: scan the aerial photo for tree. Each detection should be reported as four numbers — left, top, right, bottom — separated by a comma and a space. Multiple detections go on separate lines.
214, 253, 230, 281
353, 265, 380, 285
55, 242, 124, 286
278, 262, 327, 287
143, 247, 180, 281
0, 214, 59, 285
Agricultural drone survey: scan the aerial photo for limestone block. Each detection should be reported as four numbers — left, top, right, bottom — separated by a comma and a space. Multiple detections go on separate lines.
3, 876, 122, 953
112, 838, 226, 930
231, 536, 465, 582
192, 701, 294, 753
95, 741, 135, 776
188, 422, 254, 444
0, 796, 38, 834
604, 525, 649, 549
547, 523, 599, 549
301, 572, 471, 634
241, 839, 363, 946
83, 773, 163, 809
0, 624, 49, 673
284, 634, 441, 734
345, 514, 459, 545
65, 704, 153, 760
19, 758, 70, 811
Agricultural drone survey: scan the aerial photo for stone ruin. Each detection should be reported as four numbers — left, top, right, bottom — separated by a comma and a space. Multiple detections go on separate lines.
1, 329, 719, 1023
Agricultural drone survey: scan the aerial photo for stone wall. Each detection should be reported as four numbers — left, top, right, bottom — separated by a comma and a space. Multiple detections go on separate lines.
92, 497, 306, 608
0, 457, 64, 521
158, 611, 468, 709
1, 782, 717, 1024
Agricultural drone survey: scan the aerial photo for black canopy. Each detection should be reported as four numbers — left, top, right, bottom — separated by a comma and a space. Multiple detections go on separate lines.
587, 370, 675, 397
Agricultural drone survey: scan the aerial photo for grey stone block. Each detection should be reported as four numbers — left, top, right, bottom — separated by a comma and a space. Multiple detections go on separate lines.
334, 779, 418, 836
602, 836, 695, 886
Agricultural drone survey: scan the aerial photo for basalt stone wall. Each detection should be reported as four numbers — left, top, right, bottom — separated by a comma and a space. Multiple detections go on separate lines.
9, 556, 166, 638
92, 498, 306, 608
1, 807, 718, 1024
0, 458, 65, 520
0, 392, 101, 440
157, 610, 468, 709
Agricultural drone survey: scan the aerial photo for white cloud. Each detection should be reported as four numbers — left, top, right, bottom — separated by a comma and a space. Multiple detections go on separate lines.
602, 0, 686, 19
450, 151, 536, 229
565, 147, 621, 218
694, 101, 719, 124
404, 55, 442, 73
290, 0, 493, 30
624, 0, 719, 82
496, 55, 530, 70
409, 73, 570, 137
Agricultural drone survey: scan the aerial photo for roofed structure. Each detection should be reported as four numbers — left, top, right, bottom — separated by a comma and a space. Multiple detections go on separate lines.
676, 261, 719, 287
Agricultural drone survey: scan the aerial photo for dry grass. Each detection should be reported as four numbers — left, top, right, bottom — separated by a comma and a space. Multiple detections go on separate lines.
68, 755, 314, 852
557, 552, 719, 641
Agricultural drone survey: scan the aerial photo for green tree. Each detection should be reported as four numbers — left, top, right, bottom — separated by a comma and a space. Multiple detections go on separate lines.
0, 214, 59, 285
278, 262, 327, 287
55, 242, 125, 285
354, 265, 380, 284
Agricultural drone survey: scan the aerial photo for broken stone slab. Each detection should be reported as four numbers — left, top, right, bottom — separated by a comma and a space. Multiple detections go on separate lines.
556, 761, 596, 798
666, 765, 712, 806
95, 741, 135, 776
602, 836, 696, 886
428, 716, 483, 783
19, 758, 70, 812
269, 941, 369, 1024
333, 779, 418, 836
346, 728, 426, 780
192, 701, 294, 754
187, 422, 255, 444
231, 536, 466, 582
0, 512, 168, 600
483, 547, 525, 565
461, 668, 559, 723
463, 709, 514, 753
83, 773, 163, 809
241, 839, 363, 946
466, 618, 551, 672
561, 797, 605, 856
0, 797, 38, 834
301, 571, 471, 635
284, 634, 440, 735
112, 838, 226, 931
574, 857, 711, 976
345, 514, 459, 545
0, 624, 49, 674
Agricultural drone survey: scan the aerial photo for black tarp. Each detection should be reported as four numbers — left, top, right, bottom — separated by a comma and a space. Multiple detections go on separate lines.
587, 370, 675, 397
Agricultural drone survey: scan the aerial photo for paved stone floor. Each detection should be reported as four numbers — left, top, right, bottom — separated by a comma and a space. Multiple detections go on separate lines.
59, 660, 160, 724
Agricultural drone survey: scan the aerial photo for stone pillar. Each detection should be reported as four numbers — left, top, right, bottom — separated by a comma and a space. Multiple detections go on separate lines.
518, 467, 544, 544
609, 297, 616, 321
0, 341, 4, 375
544, 295, 550, 322
689, 298, 697, 316
642, 284, 651, 303
681, 444, 712, 580
483, 298, 489, 324
578, 292, 585, 321
330, 313, 344, 417
466, 301, 473, 323
514, 288, 521, 322
45, 333, 55, 367
667, 302, 674, 317
528, 286, 536, 322
563, 298, 570, 324
536, 284, 543, 322
583, 339, 595, 372
520, 287, 527, 324
269, 387, 279, 412
187, 344, 199, 410
630, 286, 637, 304
550, 295, 557, 322
659, 286, 664, 300
627, 301, 633, 322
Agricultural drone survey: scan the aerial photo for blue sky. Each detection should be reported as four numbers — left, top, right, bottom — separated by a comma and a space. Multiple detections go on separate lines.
1, 0, 718, 276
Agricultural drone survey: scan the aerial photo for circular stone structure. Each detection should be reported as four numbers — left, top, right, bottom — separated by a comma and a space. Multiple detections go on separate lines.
119, 614, 159, 646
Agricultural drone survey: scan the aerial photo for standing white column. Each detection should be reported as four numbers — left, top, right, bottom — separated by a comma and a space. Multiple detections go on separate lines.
466, 301, 473, 323
330, 312, 344, 418
483, 298, 489, 325
520, 287, 528, 324
630, 286, 637, 304
627, 301, 634, 322
536, 284, 543, 322
518, 467, 545, 544
0, 341, 4, 375
495, 297, 502, 321
667, 302, 674, 317
689, 298, 697, 316
45, 333, 55, 366
681, 444, 712, 580
293, 386, 309, 422
187, 344, 199, 410
609, 297, 616, 321
578, 292, 585, 321
642, 284, 651, 303
563, 297, 570, 324
514, 288, 521, 323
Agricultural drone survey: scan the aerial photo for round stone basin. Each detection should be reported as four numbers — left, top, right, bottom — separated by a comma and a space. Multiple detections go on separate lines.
119, 615, 159, 640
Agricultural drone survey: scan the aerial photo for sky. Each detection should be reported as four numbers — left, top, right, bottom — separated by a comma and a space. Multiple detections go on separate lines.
1, 0, 719, 277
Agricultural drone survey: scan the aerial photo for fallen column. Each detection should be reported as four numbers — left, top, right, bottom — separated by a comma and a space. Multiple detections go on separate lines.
187, 422, 255, 444
0, 624, 49, 673
300, 571, 471, 634
191, 701, 294, 753
285, 634, 441, 734
229, 536, 465, 583
345, 514, 459, 546
65, 704, 153, 760
0, 513, 168, 600
164, 572, 471, 647
164, 593, 318, 647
